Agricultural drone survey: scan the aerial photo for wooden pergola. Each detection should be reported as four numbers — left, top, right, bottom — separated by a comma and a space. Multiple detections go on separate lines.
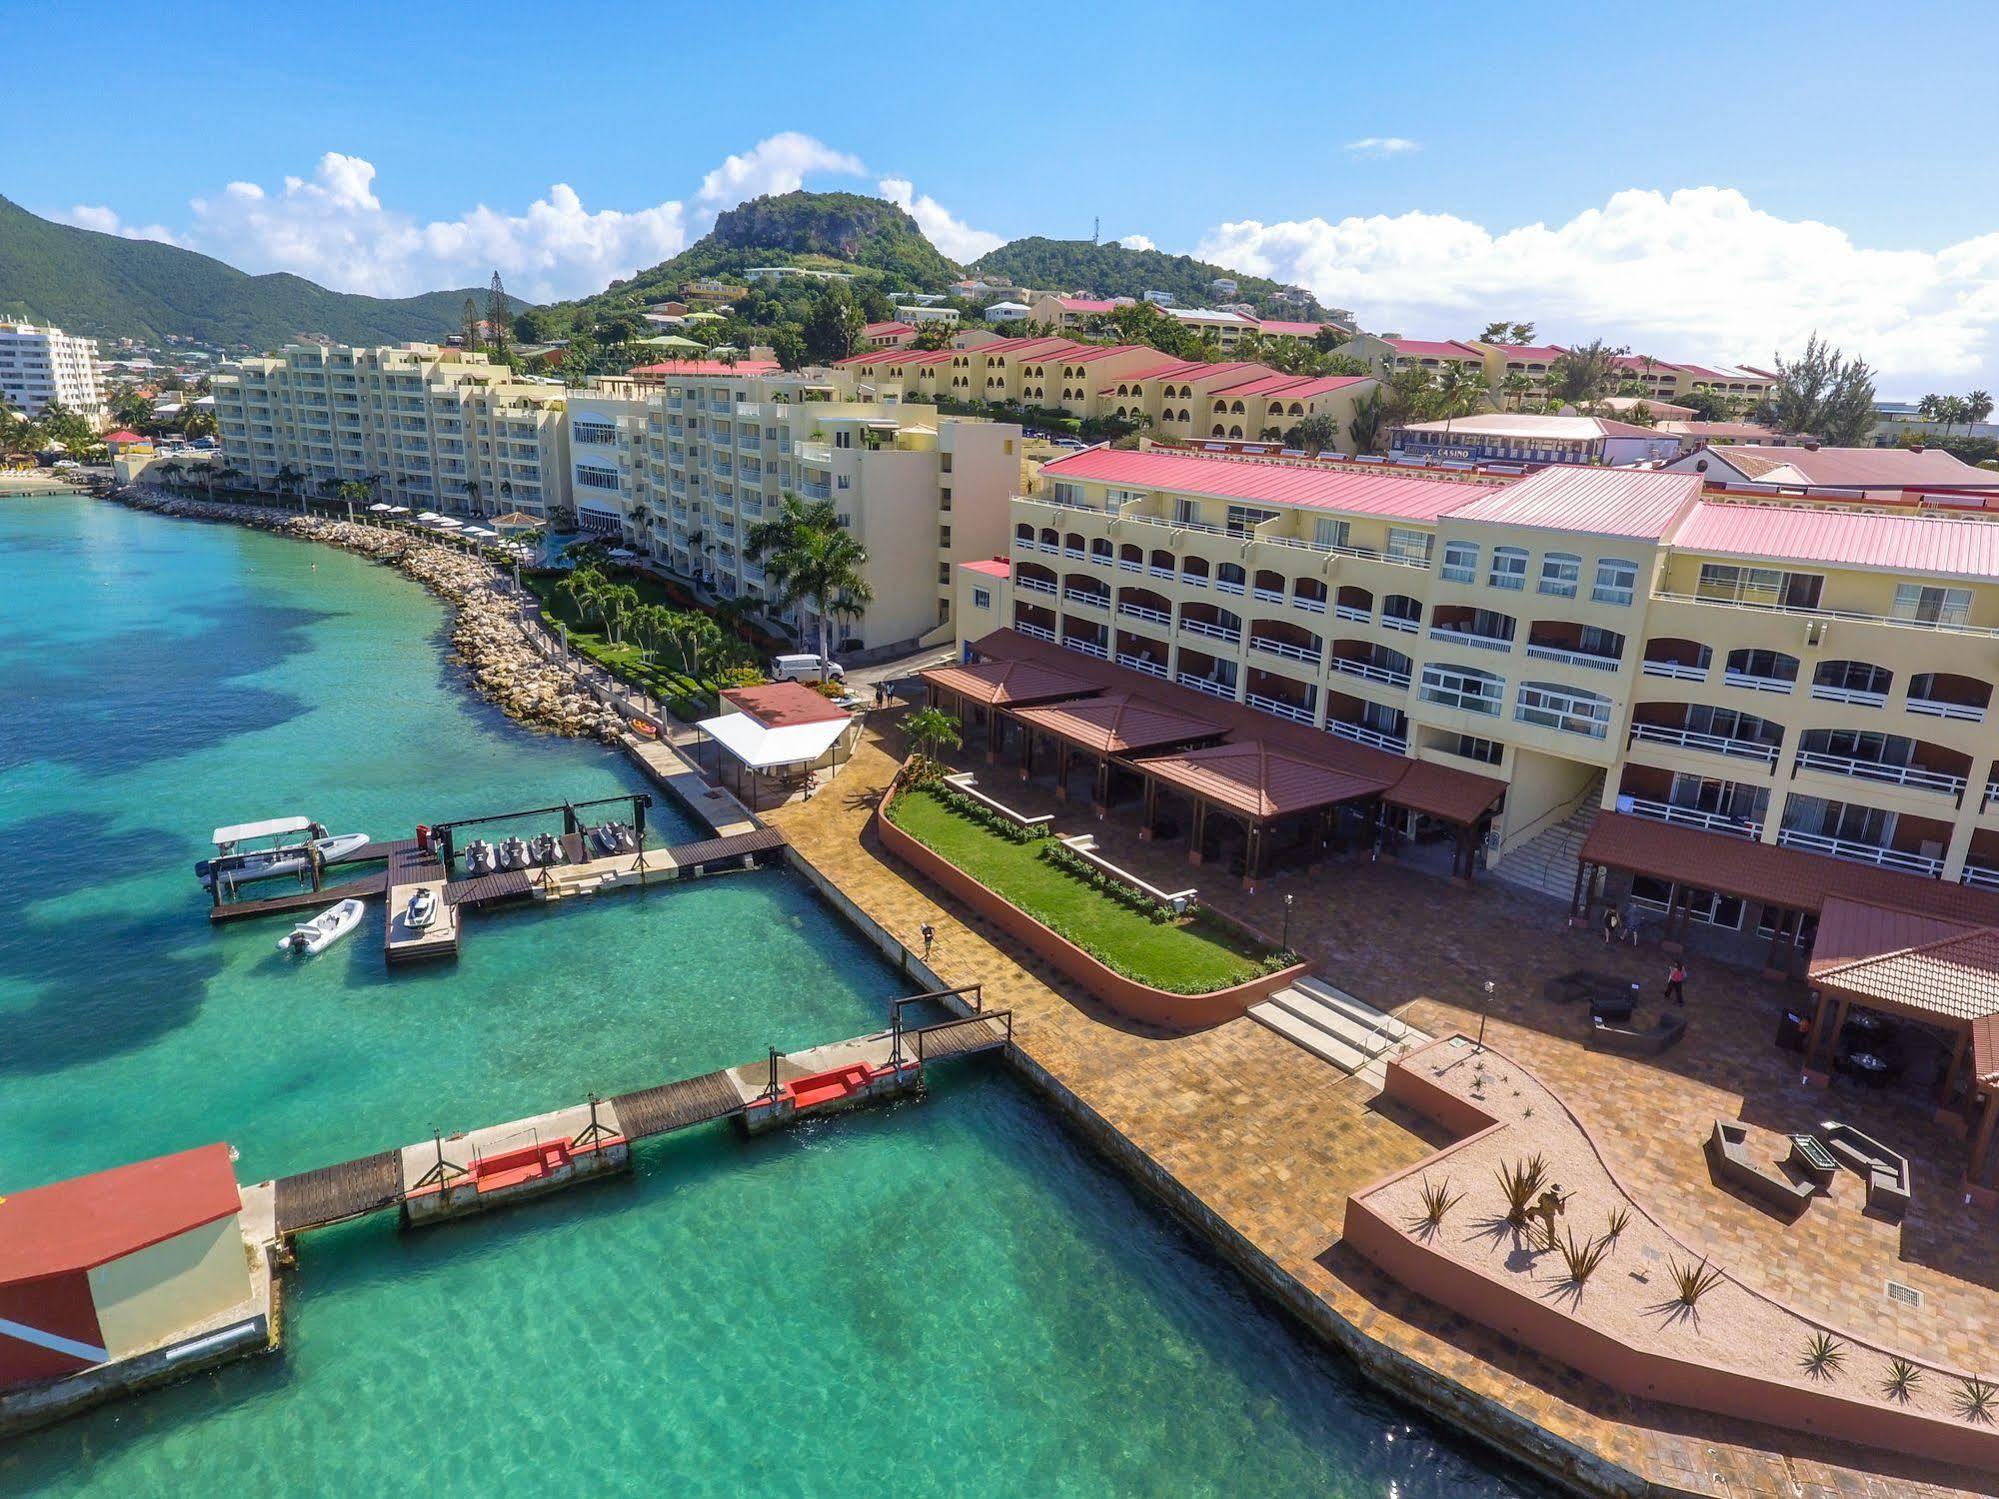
1005, 691, 1226, 811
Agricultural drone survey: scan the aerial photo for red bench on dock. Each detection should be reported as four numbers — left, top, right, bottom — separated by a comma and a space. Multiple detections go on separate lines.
783, 1063, 876, 1111
470, 1140, 575, 1194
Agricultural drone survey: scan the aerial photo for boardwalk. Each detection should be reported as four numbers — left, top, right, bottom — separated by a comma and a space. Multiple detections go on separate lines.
610, 1069, 744, 1139
274, 1151, 403, 1235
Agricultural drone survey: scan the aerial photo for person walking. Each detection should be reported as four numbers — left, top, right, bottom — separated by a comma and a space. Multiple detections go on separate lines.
1620, 896, 1641, 946
1665, 958, 1687, 1006
1602, 905, 1621, 946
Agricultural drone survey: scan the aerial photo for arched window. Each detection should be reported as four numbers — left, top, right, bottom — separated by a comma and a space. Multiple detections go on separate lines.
1228, 425, 1243, 438
1288, 403, 1304, 417
1212, 424, 1226, 437
1726, 648, 1799, 691
1812, 660, 1892, 705
1538, 552, 1581, 598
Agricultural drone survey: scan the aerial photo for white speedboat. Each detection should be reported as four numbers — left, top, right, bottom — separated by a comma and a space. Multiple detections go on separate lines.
407, 888, 438, 930
276, 898, 365, 956
199, 817, 371, 890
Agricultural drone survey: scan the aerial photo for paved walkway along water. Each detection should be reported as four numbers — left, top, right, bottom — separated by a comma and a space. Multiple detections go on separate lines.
770, 725, 1996, 1499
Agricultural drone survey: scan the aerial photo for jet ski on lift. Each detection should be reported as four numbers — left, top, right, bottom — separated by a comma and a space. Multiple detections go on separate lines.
464, 839, 498, 876
497, 836, 530, 871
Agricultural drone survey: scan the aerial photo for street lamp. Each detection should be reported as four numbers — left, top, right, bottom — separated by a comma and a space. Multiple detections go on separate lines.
1478, 979, 1495, 1052
1281, 892, 1295, 951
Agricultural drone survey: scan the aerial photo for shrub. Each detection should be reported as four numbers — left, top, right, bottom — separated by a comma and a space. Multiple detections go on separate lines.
925, 780, 1048, 845
1881, 1358, 1923, 1402
1556, 1228, 1611, 1287
1668, 1256, 1725, 1309
1955, 1375, 1998, 1425
1407, 1177, 1463, 1235
1040, 841, 1174, 922
1799, 1331, 1846, 1380
1494, 1155, 1549, 1225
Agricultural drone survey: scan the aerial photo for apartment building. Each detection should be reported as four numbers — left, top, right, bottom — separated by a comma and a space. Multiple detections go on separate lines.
1022, 295, 1343, 347
213, 343, 568, 515
831, 337, 1165, 414
960, 443, 1999, 912
1390, 413, 1683, 467
567, 366, 1022, 653
1340, 334, 1488, 379
0, 322, 107, 421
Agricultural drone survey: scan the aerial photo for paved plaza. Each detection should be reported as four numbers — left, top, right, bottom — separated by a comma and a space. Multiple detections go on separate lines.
774, 717, 1999, 1498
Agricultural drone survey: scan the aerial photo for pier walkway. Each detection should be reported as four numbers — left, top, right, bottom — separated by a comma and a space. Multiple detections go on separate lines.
266, 1001, 1010, 1237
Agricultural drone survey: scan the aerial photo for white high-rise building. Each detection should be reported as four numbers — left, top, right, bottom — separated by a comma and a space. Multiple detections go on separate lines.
0, 322, 107, 422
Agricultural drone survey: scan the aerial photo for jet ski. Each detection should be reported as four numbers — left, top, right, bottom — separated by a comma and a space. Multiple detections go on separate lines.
465, 839, 497, 876
406, 888, 438, 929
528, 832, 565, 866
497, 836, 530, 871
610, 822, 638, 854
589, 823, 620, 855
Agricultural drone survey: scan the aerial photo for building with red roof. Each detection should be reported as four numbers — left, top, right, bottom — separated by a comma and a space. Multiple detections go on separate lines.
863, 320, 918, 349
0, 1144, 254, 1392
627, 359, 780, 380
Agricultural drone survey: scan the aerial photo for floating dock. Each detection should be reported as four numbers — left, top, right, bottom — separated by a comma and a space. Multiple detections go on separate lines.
268, 991, 1011, 1237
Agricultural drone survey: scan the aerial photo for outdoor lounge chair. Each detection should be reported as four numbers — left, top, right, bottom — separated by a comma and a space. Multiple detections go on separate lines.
1818, 1121, 1911, 1220
1587, 1010, 1687, 1057
1705, 1120, 1814, 1217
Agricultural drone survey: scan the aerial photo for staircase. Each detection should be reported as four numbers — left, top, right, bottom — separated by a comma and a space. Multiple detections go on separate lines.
1489, 772, 1604, 903
1250, 976, 1429, 1090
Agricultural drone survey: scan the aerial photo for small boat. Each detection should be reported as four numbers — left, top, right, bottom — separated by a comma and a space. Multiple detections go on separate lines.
276, 898, 365, 956
528, 832, 565, 866
497, 837, 529, 871
407, 888, 438, 929
198, 817, 372, 890
465, 840, 497, 876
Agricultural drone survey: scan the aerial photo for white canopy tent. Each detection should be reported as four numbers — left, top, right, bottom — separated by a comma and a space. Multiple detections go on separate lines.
695, 708, 853, 806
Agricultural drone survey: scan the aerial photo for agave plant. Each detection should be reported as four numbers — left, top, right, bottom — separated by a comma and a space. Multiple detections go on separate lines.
1556, 1228, 1612, 1287
1603, 1206, 1632, 1243
1668, 1256, 1725, 1309
1494, 1153, 1550, 1225
1799, 1331, 1846, 1380
1407, 1177, 1464, 1235
1881, 1358, 1923, 1403
1954, 1375, 1998, 1425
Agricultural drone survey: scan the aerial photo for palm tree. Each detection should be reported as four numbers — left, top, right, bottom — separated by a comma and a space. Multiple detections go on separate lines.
1499, 372, 1534, 412
1968, 389, 1994, 432
1347, 388, 1386, 454
744, 495, 874, 678
1434, 364, 1488, 436
660, 610, 724, 678
904, 706, 962, 765
1917, 393, 1943, 429
599, 583, 640, 646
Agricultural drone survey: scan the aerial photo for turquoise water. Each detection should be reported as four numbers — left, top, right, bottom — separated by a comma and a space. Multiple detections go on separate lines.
0, 498, 1528, 1496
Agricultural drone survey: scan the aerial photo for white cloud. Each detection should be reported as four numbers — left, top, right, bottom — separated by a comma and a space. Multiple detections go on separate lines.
58, 204, 181, 246
56, 136, 872, 304
699, 132, 865, 205
877, 177, 1004, 262
1196, 186, 1999, 393
1117, 234, 1156, 252
1343, 137, 1421, 158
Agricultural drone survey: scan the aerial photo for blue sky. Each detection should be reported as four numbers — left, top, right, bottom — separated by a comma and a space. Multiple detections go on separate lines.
9, 0, 1999, 394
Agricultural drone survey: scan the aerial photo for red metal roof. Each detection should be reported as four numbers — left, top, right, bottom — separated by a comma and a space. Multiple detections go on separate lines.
1446, 466, 1703, 540
1687, 443, 1999, 490
1135, 739, 1389, 819
921, 656, 1102, 708
1384, 338, 1484, 361
1254, 319, 1337, 339
1038, 446, 1489, 521
720, 682, 849, 727
1206, 373, 1372, 401
1384, 759, 1506, 824
1484, 344, 1566, 365
105, 430, 144, 443
1668, 500, 1999, 581
960, 557, 1011, 578
0, 1144, 240, 1284
1057, 297, 1124, 313
1011, 691, 1225, 755
863, 321, 915, 337
628, 360, 779, 377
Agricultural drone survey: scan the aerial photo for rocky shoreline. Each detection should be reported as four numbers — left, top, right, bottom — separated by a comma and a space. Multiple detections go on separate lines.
113, 490, 625, 740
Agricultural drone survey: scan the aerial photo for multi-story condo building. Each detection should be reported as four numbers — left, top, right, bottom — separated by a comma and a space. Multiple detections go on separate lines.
1389, 413, 1683, 467
566, 364, 1022, 654
213, 343, 569, 515
958, 443, 1999, 913
0, 322, 106, 421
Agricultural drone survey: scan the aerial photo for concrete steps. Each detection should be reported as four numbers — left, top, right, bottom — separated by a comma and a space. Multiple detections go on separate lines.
1251, 976, 1429, 1089
1490, 773, 1605, 903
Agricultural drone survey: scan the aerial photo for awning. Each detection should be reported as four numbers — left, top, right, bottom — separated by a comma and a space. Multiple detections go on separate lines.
213, 815, 312, 845
1809, 896, 1999, 1027
1386, 759, 1506, 826
697, 710, 849, 769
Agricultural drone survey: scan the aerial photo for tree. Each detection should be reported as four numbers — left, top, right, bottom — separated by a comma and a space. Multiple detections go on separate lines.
1547, 340, 1623, 404
598, 583, 640, 645
802, 285, 866, 364
1673, 387, 1739, 423
1433, 363, 1487, 434
486, 272, 511, 360
1285, 412, 1340, 454
1347, 387, 1387, 453
1968, 390, 1994, 431
461, 296, 482, 352
1499, 372, 1534, 411
660, 610, 724, 677
336, 479, 373, 513
1475, 320, 1536, 345
743, 494, 875, 676
911, 319, 954, 351
33, 402, 103, 459
769, 325, 807, 371
1766, 333, 1876, 447
903, 706, 962, 764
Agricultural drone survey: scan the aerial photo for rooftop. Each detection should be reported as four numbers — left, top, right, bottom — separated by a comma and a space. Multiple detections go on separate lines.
1444, 466, 1703, 540
0, 1143, 241, 1283
1395, 413, 1663, 440
1668, 499, 1999, 581
1382, 337, 1486, 361
720, 681, 850, 728
1038, 445, 1494, 522
627, 360, 779, 378
1683, 443, 1999, 490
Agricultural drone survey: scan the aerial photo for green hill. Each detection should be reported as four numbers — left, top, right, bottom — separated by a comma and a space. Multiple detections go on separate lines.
0, 194, 502, 351
970, 237, 1331, 320
545, 191, 962, 333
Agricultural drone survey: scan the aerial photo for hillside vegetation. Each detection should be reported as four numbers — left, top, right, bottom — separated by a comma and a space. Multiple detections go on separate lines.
0, 195, 501, 350
971, 237, 1330, 319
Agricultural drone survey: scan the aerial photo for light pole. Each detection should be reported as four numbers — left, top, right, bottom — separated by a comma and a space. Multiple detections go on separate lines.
1281, 892, 1295, 951
1478, 979, 1495, 1052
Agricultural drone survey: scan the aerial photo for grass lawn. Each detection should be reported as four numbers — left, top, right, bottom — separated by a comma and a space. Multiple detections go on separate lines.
886, 786, 1275, 994
523, 571, 748, 703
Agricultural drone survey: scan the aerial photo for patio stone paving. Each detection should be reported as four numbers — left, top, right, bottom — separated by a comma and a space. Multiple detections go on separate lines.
773, 725, 1999, 1498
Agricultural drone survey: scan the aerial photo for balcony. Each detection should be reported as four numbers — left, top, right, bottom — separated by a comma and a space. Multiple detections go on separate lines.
1249, 633, 1321, 667
1063, 587, 1109, 611
1622, 797, 1761, 840
1627, 723, 1780, 766
798, 441, 832, 465
1524, 641, 1621, 672
1326, 718, 1407, 754
1333, 602, 1372, 625
1775, 829, 1944, 878
1653, 588, 1999, 639
1062, 634, 1109, 660
1179, 617, 1241, 646
1118, 600, 1171, 626
1961, 863, 1999, 891
1253, 586, 1285, 606
1331, 655, 1411, 689
1810, 682, 1888, 708
1791, 751, 1965, 798
1248, 692, 1315, 725
1016, 575, 1056, 596
1118, 652, 1168, 680
1723, 667, 1796, 695
1428, 624, 1513, 653
1641, 658, 1708, 682
1178, 672, 1238, 701
1907, 693, 1987, 723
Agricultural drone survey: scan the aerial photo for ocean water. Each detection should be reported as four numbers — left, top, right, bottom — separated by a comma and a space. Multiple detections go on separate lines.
0, 497, 1529, 1497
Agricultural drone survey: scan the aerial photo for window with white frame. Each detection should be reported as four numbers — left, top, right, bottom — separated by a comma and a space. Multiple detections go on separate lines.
1052, 480, 1084, 506
1440, 540, 1478, 584
1514, 681, 1610, 737
573, 419, 619, 445
1538, 552, 1581, 598
1891, 583, 1972, 626
1313, 517, 1351, 550
1488, 546, 1527, 589
1592, 557, 1637, 606
1386, 527, 1433, 565
972, 587, 992, 610
1419, 663, 1504, 716
575, 466, 621, 491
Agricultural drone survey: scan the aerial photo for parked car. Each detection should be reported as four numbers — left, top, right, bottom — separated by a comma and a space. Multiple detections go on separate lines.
771, 652, 846, 683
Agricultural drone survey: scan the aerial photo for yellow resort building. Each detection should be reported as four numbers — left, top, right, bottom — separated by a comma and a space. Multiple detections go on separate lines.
213, 343, 569, 515
955, 443, 1999, 927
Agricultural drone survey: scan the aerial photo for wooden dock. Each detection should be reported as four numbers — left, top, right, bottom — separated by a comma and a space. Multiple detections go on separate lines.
208, 870, 389, 924
264, 1004, 1011, 1237
384, 845, 457, 966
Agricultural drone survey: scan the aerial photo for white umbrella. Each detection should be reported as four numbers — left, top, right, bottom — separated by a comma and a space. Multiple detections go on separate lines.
368, 502, 393, 513
387, 505, 411, 515
434, 517, 464, 529
416, 510, 442, 521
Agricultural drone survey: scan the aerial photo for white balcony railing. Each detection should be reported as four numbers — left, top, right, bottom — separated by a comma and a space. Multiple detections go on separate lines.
1525, 642, 1621, 672
1248, 693, 1315, 725
1177, 672, 1237, 701
1179, 618, 1241, 645
1907, 695, 1988, 723
1326, 719, 1407, 754
1622, 797, 1762, 840
1810, 684, 1887, 708
1792, 751, 1965, 797
1428, 625, 1513, 653
1776, 829, 1944, 878
1065, 545, 1088, 560
1063, 588, 1110, 610
1380, 614, 1420, 634
1332, 657, 1412, 689
1215, 578, 1245, 596
1180, 571, 1208, 589
1015, 620, 1055, 642
1960, 863, 1999, 891
1118, 601, 1170, 626
1628, 723, 1780, 766
1253, 586, 1285, 606
1117, 652, 1168, 680
1149, 565, 1177, 581
1333, 603, 1372, 625
1292, 595, 1328, 615
1016, 575, 1056, 595
1250, 635, 1321, 666
1062, 635, 1109, 660
1641, 659, 1708, 682
1724, 669, 1796, 695
1653, 588, 1999, 640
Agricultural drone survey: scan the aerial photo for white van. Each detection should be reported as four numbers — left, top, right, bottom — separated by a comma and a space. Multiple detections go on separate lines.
771, 653, 845, 683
